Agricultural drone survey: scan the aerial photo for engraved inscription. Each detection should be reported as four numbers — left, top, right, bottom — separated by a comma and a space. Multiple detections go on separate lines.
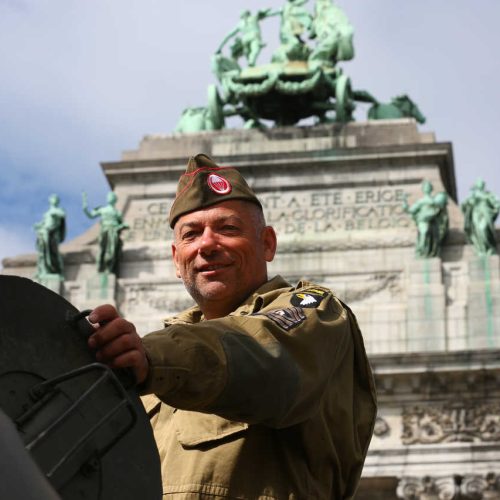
260, 187, 411, 236
124, 199, 174, 243
122, 187, 412, 243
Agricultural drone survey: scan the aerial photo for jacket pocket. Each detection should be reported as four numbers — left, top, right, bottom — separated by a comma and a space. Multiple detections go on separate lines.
173, 409, 248, 448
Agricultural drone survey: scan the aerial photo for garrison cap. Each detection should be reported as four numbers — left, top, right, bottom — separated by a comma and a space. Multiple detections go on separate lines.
169, 154, 262, 228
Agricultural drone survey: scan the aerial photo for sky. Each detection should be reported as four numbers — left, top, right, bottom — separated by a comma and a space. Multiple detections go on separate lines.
1, 0, 499, 267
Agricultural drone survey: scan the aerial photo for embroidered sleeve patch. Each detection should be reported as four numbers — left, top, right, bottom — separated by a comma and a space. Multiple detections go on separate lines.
290, 288, 329, 308
261, 307, 306, 331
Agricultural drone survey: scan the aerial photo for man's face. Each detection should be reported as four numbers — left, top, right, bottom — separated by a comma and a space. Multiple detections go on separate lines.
172, 200, 276, 318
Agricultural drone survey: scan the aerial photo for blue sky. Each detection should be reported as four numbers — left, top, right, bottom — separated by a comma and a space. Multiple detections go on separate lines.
1, 0, 499, 266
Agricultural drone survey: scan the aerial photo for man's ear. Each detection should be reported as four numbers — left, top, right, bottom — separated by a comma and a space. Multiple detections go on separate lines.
171, 243, 182, 278
262, 226, 277, 262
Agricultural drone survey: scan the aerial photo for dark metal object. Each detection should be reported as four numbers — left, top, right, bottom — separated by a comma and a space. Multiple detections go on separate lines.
0, 275, 162, 499
0, 407, 60, 500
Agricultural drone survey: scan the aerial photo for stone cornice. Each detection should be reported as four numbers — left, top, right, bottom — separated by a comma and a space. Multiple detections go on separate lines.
371, 350, 500, 401
101, 141, 455, 200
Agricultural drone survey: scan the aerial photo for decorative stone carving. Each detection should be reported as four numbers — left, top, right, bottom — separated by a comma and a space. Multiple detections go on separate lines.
343, 273, 401, 303
397, 476, 440, 500
482, 473, 500, 500
373, 416, 390, 438
397, 474, 500, 500
402, 403, 500, 445
121, 283, 194, 317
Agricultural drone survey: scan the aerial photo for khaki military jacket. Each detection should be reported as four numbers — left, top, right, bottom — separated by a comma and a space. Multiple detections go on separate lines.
141, 276, 376, 499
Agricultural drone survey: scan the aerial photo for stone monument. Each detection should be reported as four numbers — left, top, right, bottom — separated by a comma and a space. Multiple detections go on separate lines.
5, 120, 500, 498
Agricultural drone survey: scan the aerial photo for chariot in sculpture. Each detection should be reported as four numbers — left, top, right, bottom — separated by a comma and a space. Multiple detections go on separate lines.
175, 0, 426, 132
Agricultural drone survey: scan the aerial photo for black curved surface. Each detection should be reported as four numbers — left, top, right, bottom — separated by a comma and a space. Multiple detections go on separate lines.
0, 275, 162, 500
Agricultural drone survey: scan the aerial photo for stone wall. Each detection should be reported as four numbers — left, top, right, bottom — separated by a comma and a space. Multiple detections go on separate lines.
3, 119, 500, 495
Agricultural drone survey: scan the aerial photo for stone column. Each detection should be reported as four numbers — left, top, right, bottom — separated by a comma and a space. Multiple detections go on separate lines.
82, 273, 117, 308
406, 258, 447, 351
36, 273, 63, 295
466, 255, 500, 349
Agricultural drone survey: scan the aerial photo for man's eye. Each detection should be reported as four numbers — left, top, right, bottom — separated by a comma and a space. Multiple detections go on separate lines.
181, 231, 198, 240
222, 225, 239, 232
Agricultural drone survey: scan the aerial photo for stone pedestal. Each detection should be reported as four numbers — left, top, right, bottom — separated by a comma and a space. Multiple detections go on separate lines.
406, 258, 447, 351
466, 255, 500, 348
36, 274, 63, 295
79, 273, 117, 309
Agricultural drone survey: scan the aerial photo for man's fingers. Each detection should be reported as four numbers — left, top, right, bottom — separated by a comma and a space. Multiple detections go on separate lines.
88, 304, 119, 324
95, 341, 149, 385
104, 350, 145, 370
85, 305, 149, 385
108, 350, 149, 385
94, 332, 141, 361
88, 317, 135, 349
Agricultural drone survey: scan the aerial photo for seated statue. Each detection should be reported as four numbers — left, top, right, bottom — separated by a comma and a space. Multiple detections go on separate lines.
272, 0, 312, 63
461, 179, 500, 256
82, 191, 129, 274
308, 0, 354, 69
34, 194, 66, 278
403, 181, 449, 258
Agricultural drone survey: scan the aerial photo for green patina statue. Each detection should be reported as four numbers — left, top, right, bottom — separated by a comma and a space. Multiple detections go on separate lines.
217, 8, 279, 67
273, 0, 312, 63
34, 194, 66, 279
175, 85, 225, 133
368, 94, 426, 124
308, 0, 354, 69
176, 0, 425, 132
403, 180, 449, 258
82, 191, 129, 274
461, 179, 500, 256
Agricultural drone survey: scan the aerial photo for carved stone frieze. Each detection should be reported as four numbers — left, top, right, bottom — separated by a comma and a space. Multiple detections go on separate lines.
402, 403, 500, 445
373, 416, 391, 438
397, 476, 440, 500
397, 474, 500, 500
342, 272, 401, 303
119, 283, 193, 316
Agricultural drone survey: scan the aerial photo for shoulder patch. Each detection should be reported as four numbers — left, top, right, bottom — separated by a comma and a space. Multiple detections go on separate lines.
260, 307, 306, 331
291, 288, 329, 308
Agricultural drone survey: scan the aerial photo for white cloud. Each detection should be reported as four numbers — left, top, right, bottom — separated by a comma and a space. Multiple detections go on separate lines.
0, 225, 34, 270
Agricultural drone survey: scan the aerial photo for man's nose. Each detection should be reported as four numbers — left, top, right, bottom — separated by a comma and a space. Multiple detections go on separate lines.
198, 227, 218, 255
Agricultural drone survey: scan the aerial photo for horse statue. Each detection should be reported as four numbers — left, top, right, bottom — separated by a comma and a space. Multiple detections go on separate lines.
175, 85, 226, 133
368, 94, 426, 124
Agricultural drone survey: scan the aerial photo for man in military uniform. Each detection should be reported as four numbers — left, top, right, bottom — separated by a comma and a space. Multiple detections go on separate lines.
88, 154, 377, 499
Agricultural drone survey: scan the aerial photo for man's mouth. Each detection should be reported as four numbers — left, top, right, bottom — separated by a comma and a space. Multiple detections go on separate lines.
197, 263, 230, 273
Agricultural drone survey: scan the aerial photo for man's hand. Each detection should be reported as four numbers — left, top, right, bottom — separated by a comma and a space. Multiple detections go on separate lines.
87, 304, 149, 385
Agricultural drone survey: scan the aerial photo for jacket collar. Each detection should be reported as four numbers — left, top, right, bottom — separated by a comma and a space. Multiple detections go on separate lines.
164, 275, 291, 326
